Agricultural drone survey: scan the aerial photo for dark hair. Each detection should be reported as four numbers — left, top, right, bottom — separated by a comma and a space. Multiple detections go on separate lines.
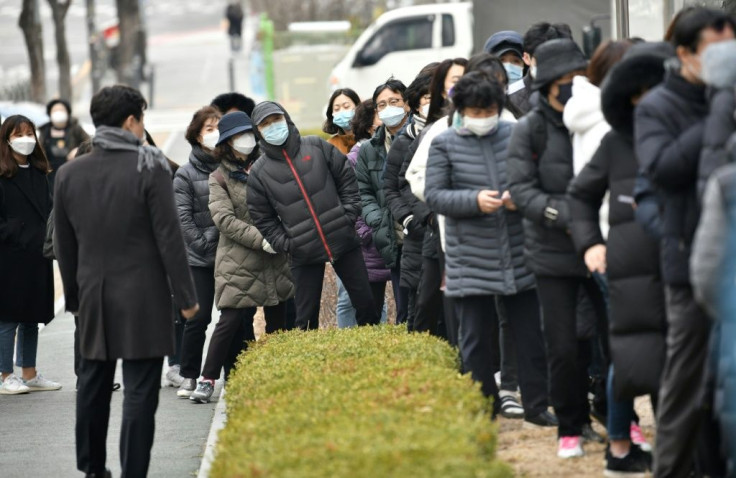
427, 58, 469, 124
210, 92, 256, 116
46, 98, 71, 116
405, 62, 439, 114
523, 22, 573, 56
75, 139, 93, 157
350, 99, 377, 142
451, 72, 506, 115
90, 85, 147, 128
0, 115, 50, 178
323, 88, 361, 135
185, 106, 222, 147
587, 40, 632, 86
467, 53, 509, 86
670, 6, 736, 52
372, 77, 407, 105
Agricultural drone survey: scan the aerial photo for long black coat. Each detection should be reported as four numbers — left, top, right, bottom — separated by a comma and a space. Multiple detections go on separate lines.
507, 99, 588, 278
0, 166, 54, 324
568, 131, 666, 398
246, 108, 361, 266
54, 145, 197, 361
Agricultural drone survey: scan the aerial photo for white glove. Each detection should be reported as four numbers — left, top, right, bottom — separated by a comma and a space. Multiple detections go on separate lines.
262, 238, 277, 254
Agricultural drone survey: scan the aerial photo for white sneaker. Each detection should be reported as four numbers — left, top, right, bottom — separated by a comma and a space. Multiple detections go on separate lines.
24, 373, 62, 391
164, 365, 184, 387
0, 374, 30, 395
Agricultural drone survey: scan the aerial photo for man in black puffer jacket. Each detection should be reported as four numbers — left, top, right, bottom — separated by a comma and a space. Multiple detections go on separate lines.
634, 8, 735, 477
246, 102, 378, 330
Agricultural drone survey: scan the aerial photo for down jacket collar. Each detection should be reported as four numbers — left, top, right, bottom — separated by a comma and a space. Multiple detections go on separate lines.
253, 101, 302, 160
189, 145, 219, 174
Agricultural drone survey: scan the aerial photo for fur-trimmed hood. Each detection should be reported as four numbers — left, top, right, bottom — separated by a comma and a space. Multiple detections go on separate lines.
601, 42, 675, 135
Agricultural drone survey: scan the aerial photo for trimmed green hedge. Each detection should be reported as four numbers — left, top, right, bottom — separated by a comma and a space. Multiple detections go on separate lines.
211, 326, 511, 478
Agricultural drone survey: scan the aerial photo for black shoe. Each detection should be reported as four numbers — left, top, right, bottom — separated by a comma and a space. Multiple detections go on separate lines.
629, 444, 653, 471
604, 446, 648, 477
524, 410, 558, 427
582, 422, 606, 443
86, 469, 112, 478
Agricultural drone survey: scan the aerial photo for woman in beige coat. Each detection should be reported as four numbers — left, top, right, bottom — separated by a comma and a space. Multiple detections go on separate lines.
189, 111, 294, 403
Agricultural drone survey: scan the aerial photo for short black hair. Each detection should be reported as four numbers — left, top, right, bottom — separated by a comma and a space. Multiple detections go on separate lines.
372, 77, 407, 105
405, 63, 439, 114
46, 98, 71, 116
351, 99, 377, 142
466, 53, 508, 86
451, 72, 506, 114
90, 85, 147, 128
210, 92, 256, 116
323, 88, 361, 135
670, 6, 736, 52
427, 58, 468, 123
523, 22, 573, 56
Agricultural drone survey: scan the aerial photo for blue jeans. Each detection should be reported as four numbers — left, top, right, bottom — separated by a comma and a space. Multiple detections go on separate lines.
0, 321, 39, 374
607, 364, 634, 441
336, 277, 386, 328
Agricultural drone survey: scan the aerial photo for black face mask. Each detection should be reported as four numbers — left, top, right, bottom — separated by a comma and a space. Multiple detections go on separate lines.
555, 82, 574, 106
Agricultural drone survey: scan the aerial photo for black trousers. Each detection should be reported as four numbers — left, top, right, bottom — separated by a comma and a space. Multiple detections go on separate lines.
654, 285, 713, 478
202, 304, 286, 380
390, 264, 409, 324
179, 266, 216, 379
290, 247, 378, 330
494, 298, 520, 392
414, 256, 445, 335
369, 281, 387, 319
76, 357, 162, 478
535, 275, 606, 437
455, 290, 549, 418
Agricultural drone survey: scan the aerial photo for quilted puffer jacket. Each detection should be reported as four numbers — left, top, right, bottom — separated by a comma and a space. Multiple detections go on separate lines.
209, 158, 294, 309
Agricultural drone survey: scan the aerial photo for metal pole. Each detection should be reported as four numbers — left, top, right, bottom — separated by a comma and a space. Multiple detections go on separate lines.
86, 0, 101, 94
229, 58, 235, 92
615, 0, 630, 39
148, 64, 155, 109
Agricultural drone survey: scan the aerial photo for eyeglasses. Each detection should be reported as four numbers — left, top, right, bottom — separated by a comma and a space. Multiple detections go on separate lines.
376, 97, 404, 111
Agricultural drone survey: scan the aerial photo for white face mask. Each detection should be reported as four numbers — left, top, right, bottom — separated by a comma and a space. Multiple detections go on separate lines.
420, 103, 430, 119
8, 136, 36, 156
463, 115, 499, 137
530, 65, 538, 79
50, 111, 69, 127
232, 132, 256, 155
201, 130, 220, 150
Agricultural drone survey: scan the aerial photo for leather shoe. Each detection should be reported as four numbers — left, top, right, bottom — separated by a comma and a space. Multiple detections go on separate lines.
582, 422, 606, 443
85, 469, 112, 478
524, 410, 559, 427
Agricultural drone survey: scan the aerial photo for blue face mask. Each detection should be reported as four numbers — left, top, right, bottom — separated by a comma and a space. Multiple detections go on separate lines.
504, 63, 524, 84
261, 120, 289, 146
333, 110, 355, 131
378, 106, 407, 128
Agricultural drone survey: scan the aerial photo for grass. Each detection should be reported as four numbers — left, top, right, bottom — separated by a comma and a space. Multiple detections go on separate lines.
211, 325, 511, 478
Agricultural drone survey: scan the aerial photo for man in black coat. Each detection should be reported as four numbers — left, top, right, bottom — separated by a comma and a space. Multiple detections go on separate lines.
55, 85, 199, 478
246, 101, 379, 330
634, 7, 735, 477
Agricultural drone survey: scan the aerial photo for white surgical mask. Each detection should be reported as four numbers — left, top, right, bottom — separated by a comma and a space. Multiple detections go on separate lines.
201, 130, 220, 150
50, 111, 69, 127
463, 115, 499, 137
378, 106, 406, 128
420, 103, 430, 119
8, 136, 36, 156
232, 132, 256, 155
530, 65, 537, 79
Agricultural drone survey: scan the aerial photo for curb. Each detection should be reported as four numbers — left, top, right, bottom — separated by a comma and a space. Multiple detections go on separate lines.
197, 385, 227, 478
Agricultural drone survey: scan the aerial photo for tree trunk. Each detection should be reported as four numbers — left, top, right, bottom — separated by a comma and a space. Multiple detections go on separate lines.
725, 0, 736, 16
19, 0, 46, 103
115, 0, 142, 87
47, 0, 72, 101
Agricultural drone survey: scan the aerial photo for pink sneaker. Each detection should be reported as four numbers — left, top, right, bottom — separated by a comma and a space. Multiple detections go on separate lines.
630, 421, 652, 452
557, 435, 584, 458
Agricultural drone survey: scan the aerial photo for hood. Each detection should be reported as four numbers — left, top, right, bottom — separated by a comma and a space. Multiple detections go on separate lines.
601, 42, 674, 135
251, 101, 301, 160
702, 39, 736, 89
563, 76, 604, 134
189, 145, 219, 173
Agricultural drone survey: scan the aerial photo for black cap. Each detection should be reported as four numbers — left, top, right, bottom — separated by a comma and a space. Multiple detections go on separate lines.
532, 39, 588, 90
483, 30, 524, 59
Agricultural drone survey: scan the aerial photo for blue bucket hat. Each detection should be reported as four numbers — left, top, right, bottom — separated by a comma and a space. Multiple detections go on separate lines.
217, 111, 253, 146
483, 30, 524, 59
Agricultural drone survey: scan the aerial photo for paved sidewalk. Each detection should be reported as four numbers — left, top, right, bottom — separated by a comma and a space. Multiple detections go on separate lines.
0, 311, 221, 478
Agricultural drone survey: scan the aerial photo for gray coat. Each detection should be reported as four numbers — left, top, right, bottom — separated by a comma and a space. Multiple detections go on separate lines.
425, 122, 535, 298
55, 145, 197, 361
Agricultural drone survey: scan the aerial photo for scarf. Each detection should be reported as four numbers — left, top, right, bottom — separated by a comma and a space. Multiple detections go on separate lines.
92, 126, 171, 174
223, 157, 249, 184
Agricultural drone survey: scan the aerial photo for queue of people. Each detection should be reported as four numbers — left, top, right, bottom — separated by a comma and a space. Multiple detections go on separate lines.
3, 5, 736, 477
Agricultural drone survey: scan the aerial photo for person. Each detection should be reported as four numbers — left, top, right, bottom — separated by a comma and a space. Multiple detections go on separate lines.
189, 111, 294, 403
173, 106, 222, 399
339, 101, 391, 326
483, 30, 526, 93
0, 115, 60, 395
568, 41, 674, 475
54, 85, 199, 478
633, 7, 735, 476
324, 88, 361, 155
383, 63, 436, 332
425, 71, 554, 427
509, 22, 573, 115
246, 101, 379, 330
425, 58, 468, 125
211, 92, 256, 117
225, 1, 244, 52
508, 38, 607, 459
356, 78, 411, 324
38, 98, 90, 194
